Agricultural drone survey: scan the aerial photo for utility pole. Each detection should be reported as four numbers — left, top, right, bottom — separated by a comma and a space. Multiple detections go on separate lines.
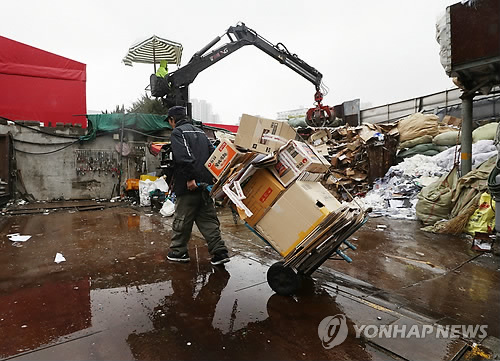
460, 94, 474, 176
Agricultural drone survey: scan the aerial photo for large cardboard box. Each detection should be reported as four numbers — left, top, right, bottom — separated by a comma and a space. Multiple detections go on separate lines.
270, 141, 330, 187
235, 114, 297, 154
205, 140, 245, 179
256, 181, 342, 256
240, 169, 285, 227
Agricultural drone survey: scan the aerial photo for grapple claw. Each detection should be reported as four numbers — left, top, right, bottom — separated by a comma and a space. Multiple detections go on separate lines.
306, 90, 335, 127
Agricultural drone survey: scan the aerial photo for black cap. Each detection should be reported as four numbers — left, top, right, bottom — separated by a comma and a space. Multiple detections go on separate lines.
167, 106, 186, 118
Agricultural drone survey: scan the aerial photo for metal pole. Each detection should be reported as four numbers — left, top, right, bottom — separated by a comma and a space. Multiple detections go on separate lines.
460, 94, 473, 176
445, 89, 449, 115
153, 39, 157, 73
117, 118, 124, 197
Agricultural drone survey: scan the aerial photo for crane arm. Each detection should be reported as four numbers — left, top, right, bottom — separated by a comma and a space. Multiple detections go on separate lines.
153, 23, 323, 108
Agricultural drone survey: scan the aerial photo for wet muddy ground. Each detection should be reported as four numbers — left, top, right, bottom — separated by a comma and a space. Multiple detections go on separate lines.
0, 202, 498, 360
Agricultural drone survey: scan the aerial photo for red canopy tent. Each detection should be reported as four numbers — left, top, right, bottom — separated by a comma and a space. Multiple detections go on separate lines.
203, 123, 239, 133
0, 36, 87, 128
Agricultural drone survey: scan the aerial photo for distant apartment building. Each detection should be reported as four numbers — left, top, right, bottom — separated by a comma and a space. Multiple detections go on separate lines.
276, 107, 308, 127
191, 98, 221, 123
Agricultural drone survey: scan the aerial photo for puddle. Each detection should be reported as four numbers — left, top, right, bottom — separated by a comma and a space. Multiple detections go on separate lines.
1, 206, 496, 360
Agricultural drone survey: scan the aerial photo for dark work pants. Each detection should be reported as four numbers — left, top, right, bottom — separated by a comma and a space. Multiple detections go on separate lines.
170, 190, 228, 256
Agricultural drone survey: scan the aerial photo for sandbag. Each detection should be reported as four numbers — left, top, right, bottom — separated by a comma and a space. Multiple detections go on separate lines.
433, 131, 460, 146
398, 143, 440, 158
472, 122, 498, 143
399, 135, 433, 149
450, 156, 496, 218
435, 145, 450, 152
465, 192, 495, 235
398, 113, 439, 143
416, 167, 458, 225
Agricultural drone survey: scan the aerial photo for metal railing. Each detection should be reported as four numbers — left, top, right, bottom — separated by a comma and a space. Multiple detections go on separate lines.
361, 87, 500, 124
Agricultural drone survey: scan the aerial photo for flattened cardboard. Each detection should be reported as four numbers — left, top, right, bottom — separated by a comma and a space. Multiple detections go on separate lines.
256, 181, 342, 256
308, 129, 329, 145
235, 114, 297, 154
209, 152, 257, 197
240, 169, 285, 227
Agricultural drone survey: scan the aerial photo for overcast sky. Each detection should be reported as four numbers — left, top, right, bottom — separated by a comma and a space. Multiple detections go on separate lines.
3, 0, 458, 124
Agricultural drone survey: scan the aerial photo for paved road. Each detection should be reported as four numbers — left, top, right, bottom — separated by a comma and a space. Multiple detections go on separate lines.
0, 204, 498, 360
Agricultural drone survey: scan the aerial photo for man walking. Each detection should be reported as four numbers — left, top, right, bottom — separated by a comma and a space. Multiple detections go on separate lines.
166, 106, 230, 265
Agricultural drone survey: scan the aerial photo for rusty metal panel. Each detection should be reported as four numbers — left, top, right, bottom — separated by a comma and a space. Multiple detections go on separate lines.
450, 0, 500, 67
366, 136, 398, 183
342, 99, 361, 127
0, 133, 13, 205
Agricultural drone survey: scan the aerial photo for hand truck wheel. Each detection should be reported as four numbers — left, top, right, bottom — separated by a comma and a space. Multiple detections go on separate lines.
267, 261, 301, 296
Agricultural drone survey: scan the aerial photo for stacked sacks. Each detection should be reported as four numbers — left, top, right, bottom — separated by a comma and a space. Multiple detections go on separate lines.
396, 113, 455, 159
417, 157, 497, 233
398, 117, 498, 161
396, 113, 471, 160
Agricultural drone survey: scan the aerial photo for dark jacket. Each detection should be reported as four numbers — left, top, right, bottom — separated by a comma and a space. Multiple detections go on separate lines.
170, 118, 215, 196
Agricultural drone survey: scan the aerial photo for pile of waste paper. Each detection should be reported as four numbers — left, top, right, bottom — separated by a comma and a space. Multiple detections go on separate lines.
356, 115, 498, 224
297, 123, 399, 201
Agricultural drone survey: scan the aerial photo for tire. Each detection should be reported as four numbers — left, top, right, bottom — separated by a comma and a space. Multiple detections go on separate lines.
267, 261, 301, 296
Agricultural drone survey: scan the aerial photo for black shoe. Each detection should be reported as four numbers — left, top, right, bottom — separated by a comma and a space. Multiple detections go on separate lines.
167, 251, 190, 263
211, 252, 230, 265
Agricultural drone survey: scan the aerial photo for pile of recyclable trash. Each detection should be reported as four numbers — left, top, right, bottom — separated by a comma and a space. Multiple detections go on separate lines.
356, 139, 497, 219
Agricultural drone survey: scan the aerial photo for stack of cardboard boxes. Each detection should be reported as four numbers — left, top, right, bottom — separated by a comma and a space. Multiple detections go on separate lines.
205, 114, 366, 266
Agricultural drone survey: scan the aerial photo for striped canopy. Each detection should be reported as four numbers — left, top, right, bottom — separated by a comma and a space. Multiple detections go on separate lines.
122, 35, 183, 67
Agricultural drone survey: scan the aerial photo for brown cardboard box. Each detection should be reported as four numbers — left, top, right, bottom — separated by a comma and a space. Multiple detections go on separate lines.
256, 181, 342, 257
270, 141, 330, 187
313, 143, 330, 156
442, 115, 462, 127
240, 169, 285, 227
235, 114, 297, 154
205, 140, 245, 179
308, 129, 329, 146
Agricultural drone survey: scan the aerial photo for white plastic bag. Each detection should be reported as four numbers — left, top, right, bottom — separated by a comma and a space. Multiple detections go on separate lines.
152, 177, 169, 192
139, 177, 169, 206
160, 199, 175, 217
139, 180, 153, 206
